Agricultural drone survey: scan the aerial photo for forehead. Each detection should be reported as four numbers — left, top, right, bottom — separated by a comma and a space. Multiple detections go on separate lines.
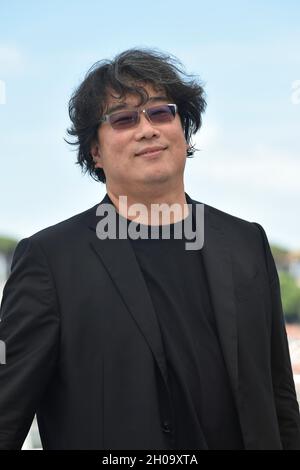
104, 83, 168, 111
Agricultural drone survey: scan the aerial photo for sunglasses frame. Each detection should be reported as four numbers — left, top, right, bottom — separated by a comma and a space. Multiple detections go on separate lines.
99, 103, 177, 129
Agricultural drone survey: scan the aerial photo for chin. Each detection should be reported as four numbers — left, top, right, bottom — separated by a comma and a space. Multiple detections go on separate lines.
142, 171, 172, 183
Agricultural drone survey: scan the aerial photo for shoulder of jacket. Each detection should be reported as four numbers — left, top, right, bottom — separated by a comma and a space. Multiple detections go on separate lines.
26, 203, 99, 246
191, 198, 259, 233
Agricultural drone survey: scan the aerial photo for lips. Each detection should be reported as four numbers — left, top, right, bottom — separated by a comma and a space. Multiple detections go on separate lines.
135, 146, 167, 156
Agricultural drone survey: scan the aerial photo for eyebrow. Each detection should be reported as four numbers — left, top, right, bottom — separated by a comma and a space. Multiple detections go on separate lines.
106, 96, 169, 115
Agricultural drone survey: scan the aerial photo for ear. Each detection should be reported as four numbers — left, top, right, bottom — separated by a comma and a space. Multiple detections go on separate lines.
90, 142, 103, 169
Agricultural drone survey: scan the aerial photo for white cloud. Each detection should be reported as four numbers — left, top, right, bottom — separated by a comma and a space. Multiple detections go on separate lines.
189, 124, 300, 196
194, 121, 223, 148
0, 44, 26, 74
178, 37, 300, 70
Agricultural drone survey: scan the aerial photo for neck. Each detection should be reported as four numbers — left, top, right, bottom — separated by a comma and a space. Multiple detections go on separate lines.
106, 184, 189, 225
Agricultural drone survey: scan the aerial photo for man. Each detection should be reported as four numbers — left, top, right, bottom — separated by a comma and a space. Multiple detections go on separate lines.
0, 48, 300, 450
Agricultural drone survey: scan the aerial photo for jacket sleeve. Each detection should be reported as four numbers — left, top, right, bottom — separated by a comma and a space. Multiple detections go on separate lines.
0, 237, 60, 449
254, 223, 300, 449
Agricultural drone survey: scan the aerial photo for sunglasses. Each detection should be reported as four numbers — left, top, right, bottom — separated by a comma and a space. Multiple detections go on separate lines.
100, 103, 177, 130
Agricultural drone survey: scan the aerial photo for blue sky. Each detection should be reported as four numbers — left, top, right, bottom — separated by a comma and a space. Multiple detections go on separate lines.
0, 0, 299, 249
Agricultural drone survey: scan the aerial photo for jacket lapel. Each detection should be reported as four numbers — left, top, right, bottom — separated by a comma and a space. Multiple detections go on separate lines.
196, 201, 239, 399
87, 195, 169, 387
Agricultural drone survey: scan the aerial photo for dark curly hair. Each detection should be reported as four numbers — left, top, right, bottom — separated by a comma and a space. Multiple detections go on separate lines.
66, 48, 207, 183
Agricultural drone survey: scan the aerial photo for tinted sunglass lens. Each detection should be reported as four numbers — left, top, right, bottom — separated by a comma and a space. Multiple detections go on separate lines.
147, 105, 175, 123
110, 111, 138, 129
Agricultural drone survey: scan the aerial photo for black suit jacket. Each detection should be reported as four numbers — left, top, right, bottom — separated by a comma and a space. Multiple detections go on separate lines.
0, 193, 300, 450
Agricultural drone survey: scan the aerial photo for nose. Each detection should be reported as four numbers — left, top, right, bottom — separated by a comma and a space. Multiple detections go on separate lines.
134, 112, 161, 140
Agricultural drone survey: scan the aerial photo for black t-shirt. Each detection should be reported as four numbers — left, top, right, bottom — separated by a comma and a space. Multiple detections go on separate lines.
114, 199, 244, 449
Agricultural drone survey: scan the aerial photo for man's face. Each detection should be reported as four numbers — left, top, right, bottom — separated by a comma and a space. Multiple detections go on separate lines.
91, 84, 188, 196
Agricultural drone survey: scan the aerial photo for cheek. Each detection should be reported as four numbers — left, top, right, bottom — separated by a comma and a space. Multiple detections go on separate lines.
100, 133, 127, 159
171, 121, 187, 146
172, 132, 188, 154
102, 138, 133, 172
